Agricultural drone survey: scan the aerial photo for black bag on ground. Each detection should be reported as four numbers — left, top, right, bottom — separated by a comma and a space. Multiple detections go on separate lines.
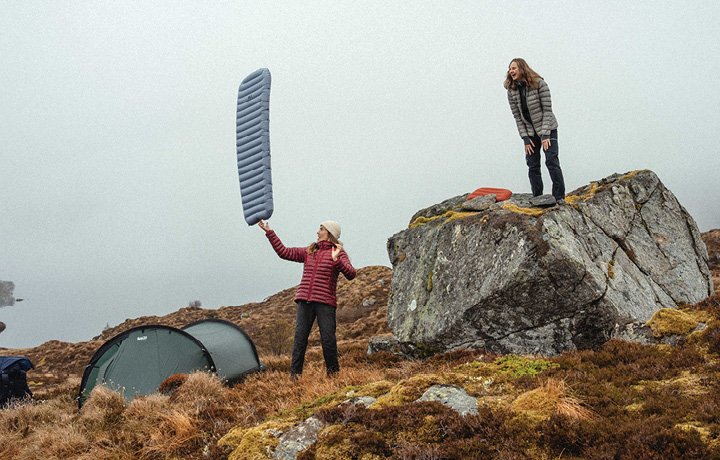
0, 356, 34, 406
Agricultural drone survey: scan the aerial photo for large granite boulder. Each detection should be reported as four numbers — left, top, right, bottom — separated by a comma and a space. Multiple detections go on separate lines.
375, 170, 713, 356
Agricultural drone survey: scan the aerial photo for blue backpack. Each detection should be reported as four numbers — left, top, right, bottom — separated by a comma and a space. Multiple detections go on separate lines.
0, 356, 33, 406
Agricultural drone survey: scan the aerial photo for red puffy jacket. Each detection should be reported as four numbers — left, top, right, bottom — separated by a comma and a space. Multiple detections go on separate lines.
265, 230, 357, 307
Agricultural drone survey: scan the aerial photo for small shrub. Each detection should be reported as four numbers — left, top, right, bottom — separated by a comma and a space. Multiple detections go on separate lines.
158, 373, 188, 396
494, 354, 559, 379
254, 320, 295, 356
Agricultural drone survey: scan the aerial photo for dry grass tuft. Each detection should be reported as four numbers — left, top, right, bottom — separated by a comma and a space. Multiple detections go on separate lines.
169, 371, 226, 404
0, 396, 74, 438
511, 378, 594, 422
25, 423, 91, 459
79, 385, 126, 431
31, 376, 82, 401
119, 394, 202, 457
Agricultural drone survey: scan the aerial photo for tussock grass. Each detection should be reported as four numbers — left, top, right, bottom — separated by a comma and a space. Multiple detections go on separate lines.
511, 378, 595, 422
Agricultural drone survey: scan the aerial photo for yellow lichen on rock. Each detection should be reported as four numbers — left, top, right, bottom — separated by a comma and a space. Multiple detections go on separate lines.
620, 169, 646, 180
500, 202, 547, 216
409, 211, 477, 229
409, 213, 446, 229
444, 211, 477, 223
565, 181, 599, 205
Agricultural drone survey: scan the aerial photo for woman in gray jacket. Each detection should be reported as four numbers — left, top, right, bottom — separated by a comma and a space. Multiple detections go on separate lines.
504, 58, 565, 202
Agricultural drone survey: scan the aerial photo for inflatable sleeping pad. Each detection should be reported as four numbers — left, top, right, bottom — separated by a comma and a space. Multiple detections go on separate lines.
236, 68, 273, 225
467, 187, 512, 202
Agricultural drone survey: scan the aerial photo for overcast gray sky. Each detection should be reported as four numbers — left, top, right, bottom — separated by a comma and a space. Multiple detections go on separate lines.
2, 1, 719, 348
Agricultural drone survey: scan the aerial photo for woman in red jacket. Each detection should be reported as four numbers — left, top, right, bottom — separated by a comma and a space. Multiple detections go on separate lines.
258, 219, 356, 378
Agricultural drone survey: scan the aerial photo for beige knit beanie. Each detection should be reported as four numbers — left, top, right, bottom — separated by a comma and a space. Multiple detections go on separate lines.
320, 220, 341, 241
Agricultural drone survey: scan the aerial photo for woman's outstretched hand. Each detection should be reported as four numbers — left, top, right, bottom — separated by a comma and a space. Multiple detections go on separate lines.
331, 243, 344, 261
258, 220, 271, 233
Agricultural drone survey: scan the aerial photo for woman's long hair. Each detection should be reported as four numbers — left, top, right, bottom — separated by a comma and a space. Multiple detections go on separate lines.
503, 58, 543, 90
306, 234, 339, 254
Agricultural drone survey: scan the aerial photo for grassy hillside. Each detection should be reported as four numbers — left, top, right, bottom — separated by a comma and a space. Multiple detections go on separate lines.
1, 233, 719, 459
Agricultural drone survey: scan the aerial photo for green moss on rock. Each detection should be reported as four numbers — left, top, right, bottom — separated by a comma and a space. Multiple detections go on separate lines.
647, 308, 701, 338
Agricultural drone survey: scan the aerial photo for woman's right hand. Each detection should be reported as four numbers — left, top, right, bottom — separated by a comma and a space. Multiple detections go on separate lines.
258, 220, 271, 232
525, 139, 535, 156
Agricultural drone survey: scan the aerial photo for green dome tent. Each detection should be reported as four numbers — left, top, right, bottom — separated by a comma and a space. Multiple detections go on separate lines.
182, 318, 261, 384
78, 320, 262, 407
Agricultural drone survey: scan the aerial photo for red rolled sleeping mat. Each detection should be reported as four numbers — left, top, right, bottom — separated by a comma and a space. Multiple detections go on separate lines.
467, 187, 512, 202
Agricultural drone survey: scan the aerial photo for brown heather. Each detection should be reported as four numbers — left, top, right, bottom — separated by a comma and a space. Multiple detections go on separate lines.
1, 234, 720, 459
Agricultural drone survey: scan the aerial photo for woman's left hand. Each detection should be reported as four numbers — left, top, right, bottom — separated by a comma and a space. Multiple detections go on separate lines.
542, 138, 551, 152
331, 244, 344, 261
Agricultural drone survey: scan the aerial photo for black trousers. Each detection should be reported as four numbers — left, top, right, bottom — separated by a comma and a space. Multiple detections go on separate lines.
525, 129, 565, 200
291, 301, 339, 375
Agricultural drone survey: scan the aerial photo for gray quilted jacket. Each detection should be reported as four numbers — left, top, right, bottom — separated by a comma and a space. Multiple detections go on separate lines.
507, 79, 558, 140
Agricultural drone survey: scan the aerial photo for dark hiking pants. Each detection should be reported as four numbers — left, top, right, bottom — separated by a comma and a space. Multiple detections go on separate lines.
525, 129, 565, 200
291, 301, 339, 376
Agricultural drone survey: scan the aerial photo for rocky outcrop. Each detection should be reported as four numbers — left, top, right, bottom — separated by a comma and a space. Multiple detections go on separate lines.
374, 170, 713, 356
417, 385, 478, 416
273, 416, 323, 460
0, 280, 14, 307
